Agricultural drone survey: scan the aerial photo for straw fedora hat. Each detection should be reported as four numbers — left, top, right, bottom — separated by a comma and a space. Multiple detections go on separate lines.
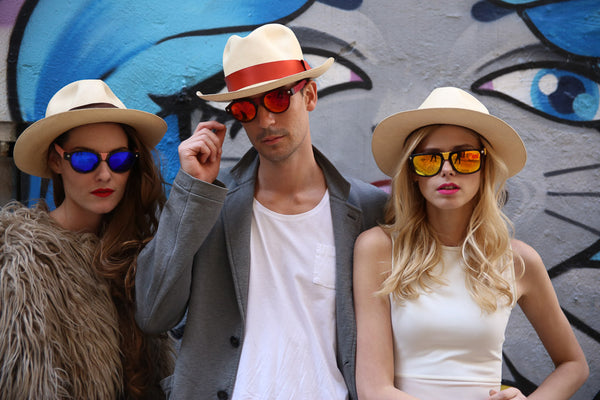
14, 79, 167, 178
372, 87, 527, 177
196, 23, 334, 102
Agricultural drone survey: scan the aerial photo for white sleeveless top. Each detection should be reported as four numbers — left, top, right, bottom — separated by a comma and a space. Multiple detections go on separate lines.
390, 246, 515, 400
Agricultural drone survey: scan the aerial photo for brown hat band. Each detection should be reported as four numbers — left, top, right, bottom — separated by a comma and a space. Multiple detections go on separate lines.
70, 102, 119, 111
225, 59, 310, 92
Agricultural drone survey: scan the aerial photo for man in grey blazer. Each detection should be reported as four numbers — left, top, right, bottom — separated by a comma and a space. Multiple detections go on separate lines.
135, 23, 388, 400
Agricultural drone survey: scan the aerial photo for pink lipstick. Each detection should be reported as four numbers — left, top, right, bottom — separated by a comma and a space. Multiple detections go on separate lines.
437, 183, 460, 195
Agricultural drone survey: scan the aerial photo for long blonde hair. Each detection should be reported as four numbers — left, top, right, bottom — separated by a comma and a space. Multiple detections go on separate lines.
378, 124, 516, 313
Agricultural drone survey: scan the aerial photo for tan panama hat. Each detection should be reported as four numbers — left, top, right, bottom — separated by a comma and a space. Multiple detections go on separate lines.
372, 87, 527, 177
14, 79, 167, 178
196, 23, 334, 102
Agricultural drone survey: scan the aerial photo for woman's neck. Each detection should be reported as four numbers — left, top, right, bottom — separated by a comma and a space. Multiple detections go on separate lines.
50, 203, 102, 234
426, 204, 473, 247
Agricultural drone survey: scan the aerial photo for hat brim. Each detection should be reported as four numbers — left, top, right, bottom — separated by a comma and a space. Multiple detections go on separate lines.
372, 107, 527, 177
196, 57, 334, 102
14, 108, 167, 178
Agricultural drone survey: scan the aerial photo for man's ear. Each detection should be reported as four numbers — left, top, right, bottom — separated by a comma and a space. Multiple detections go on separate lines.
304, 80, 318, 112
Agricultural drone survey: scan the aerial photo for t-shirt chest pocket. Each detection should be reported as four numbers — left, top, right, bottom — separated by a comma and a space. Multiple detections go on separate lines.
312, 243, 336, 289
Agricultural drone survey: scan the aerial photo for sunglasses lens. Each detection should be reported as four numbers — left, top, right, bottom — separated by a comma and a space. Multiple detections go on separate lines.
412, 150, 483, 176
412, 154, 442, 176
263, 88, 291, 113
228, 101, 257, 122
69, 151, 100, 173
451, 150, 482, 173
108, 151, 137, 172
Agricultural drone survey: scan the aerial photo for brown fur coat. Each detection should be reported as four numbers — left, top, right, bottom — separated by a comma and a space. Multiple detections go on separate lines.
0, 202, 171, 399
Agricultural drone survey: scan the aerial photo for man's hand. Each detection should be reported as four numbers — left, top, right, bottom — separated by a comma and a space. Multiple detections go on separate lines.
178, 120, 226, 182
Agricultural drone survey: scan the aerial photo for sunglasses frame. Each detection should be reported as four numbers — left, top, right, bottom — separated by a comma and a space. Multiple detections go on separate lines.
54, 143, 139, 174
225, 79, 308, 122
409, 148, 486, 177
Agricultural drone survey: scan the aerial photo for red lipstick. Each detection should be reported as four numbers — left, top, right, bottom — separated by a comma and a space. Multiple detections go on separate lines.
91, 188, 114, 197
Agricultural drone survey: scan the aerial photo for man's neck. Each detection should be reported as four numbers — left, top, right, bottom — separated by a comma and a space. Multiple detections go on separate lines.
254, 148, 327, 215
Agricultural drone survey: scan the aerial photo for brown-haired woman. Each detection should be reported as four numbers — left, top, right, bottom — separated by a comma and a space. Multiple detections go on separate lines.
0, 79, 173, 399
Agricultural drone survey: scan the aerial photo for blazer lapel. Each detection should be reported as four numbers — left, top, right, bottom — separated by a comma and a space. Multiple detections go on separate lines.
330, 192, 362, 350
223, 183, 254, 322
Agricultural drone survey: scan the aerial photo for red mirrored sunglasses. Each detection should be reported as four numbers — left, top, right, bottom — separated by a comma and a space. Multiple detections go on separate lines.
225, 80, 307, 122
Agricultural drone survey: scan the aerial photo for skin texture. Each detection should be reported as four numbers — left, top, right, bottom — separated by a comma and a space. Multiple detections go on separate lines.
48, 123, 131, 233
353, 125, 588, 400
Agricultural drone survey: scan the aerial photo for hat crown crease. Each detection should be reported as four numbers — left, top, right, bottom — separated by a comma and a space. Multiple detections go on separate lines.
45, 80, 126, 117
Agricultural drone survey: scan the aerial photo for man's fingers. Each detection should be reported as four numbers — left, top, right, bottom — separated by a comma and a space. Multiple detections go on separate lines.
177, 120, 226, 181
193, 120, 226, 142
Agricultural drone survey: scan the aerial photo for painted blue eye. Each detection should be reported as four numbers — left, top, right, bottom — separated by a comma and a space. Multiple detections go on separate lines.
532, 68, 599, 122
472, 62, 600, 127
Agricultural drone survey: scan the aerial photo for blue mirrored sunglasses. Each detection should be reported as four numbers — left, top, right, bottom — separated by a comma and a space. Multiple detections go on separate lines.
54, 143, 139, 174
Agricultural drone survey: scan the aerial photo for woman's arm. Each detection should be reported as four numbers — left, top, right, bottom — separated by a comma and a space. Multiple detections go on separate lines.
510, 239, 589, 400
354, 226, 420, 400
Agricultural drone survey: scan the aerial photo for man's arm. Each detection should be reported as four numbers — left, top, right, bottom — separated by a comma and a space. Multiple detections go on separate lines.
135, 121, 227, 333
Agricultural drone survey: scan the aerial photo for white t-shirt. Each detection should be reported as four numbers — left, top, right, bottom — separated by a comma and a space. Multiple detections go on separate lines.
232, 191, 348, 400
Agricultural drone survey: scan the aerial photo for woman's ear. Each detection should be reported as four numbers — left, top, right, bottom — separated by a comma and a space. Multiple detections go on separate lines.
409, 169, 419, 183
48, 148, 63, 174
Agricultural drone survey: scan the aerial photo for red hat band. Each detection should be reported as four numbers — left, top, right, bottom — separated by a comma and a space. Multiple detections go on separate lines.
225, 59, 311, 92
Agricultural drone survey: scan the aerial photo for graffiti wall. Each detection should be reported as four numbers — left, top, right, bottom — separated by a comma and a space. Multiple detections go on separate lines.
1, 0, 598, 398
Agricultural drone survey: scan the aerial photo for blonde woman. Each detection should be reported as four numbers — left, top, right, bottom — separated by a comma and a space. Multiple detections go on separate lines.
354, 87, 588, 400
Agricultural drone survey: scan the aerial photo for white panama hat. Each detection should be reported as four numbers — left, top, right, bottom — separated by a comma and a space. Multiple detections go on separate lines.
196, 23, 334, 102
372, 87, 527, 177
14, 79, 167, 178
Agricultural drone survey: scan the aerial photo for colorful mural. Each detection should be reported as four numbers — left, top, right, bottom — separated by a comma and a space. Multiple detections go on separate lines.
5, 0, 371, 202
1, 0, 598, 398
469, 0, 599, 395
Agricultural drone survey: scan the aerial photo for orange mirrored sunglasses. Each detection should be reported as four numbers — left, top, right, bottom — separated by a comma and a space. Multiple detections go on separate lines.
409, 148, 486, 177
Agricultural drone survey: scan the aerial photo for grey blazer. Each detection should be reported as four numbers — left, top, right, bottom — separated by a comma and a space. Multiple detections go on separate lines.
136, 147, 388, 400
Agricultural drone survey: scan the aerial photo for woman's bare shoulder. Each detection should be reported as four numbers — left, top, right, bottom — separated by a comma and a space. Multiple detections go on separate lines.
357, 225, 391, 249
355, 226, 392, 268
511, 238, 548, 291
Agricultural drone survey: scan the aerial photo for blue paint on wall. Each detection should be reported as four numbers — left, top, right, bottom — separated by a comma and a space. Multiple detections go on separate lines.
532, 68, 599, 121
522, 0, 600, 58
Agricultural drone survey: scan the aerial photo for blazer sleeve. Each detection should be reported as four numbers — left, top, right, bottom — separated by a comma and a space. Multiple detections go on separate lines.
135, 169, 227, 334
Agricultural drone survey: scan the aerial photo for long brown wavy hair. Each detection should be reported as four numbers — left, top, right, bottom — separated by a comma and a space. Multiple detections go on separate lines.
378, 124, 516, 313
51, 124, 171, 399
